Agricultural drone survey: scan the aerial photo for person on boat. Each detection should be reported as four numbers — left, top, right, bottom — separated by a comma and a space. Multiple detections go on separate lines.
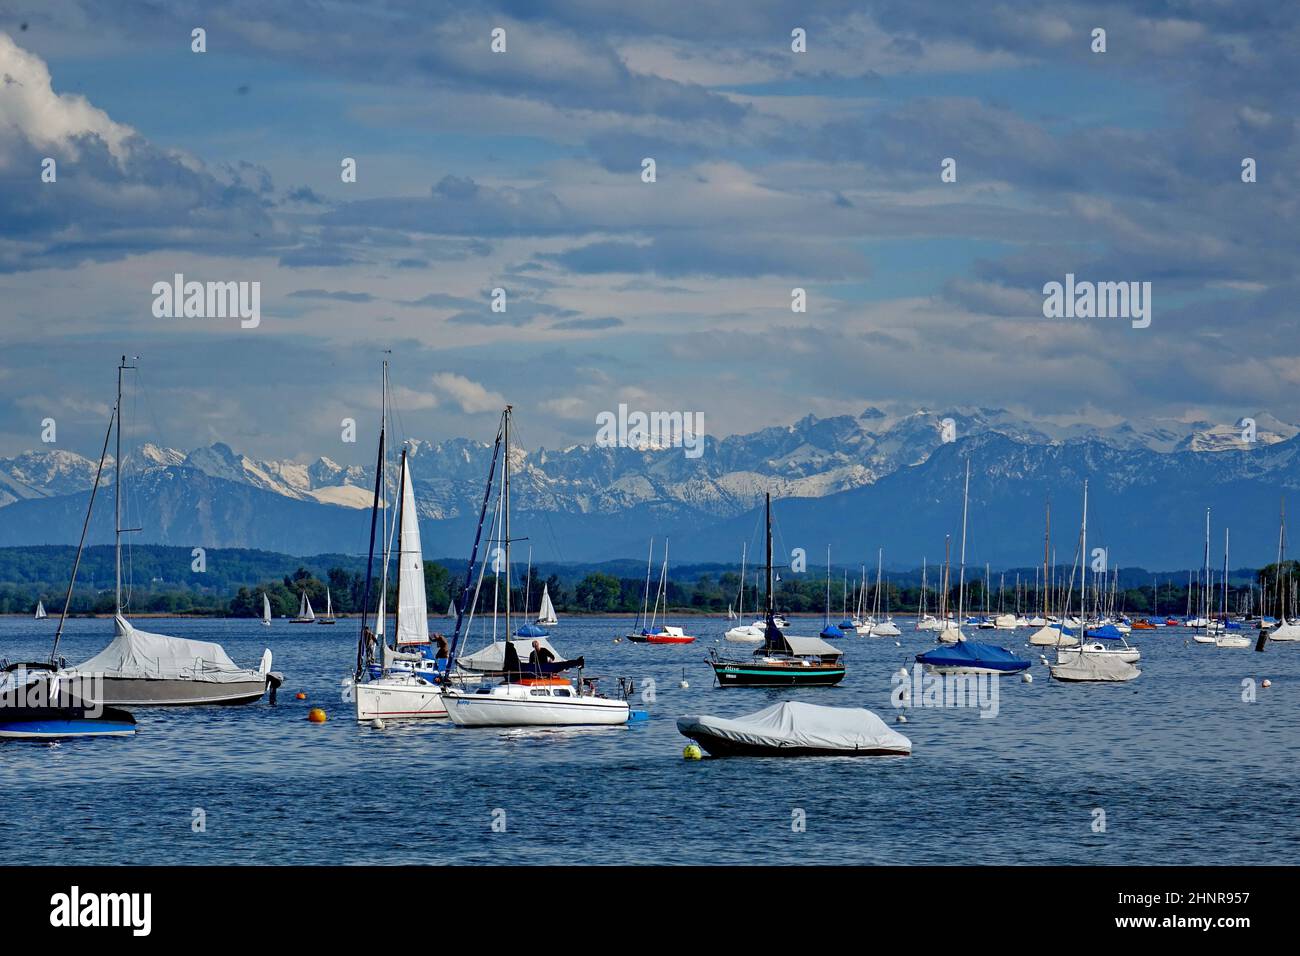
433, 634, 449, 660
528, 640, 555, 669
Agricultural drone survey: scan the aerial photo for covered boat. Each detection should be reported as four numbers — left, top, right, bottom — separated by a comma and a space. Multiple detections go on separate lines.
677, 701, 910, 758
1050, 650, 1141, 682
65, 615, 279, 706
915, 640, 1030, 675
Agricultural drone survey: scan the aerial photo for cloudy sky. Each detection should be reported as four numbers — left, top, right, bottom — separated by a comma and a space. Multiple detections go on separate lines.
1, 1, 1297, 465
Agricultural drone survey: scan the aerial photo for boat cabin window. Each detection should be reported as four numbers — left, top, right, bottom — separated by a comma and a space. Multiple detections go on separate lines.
552, 687, 572, 697
529, 688, 551, 696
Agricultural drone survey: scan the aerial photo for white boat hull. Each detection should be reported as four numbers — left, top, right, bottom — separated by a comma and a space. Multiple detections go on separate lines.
444, 687, 629, 727
352, 676, 447, 720
725, 624, 764, 643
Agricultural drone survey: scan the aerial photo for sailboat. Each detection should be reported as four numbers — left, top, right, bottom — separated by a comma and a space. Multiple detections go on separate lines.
917, 461, 1029, 675
1192, 510, 1217, 644
0, 402, 139, 739
442, 406, 628, 727
317, 588, 336, 624
869, 549, 900, 636
58, 357, 280, 706
1267, 500, 1300, 642
291, 589, 316, 624
33, 600, 47, 621
818, 548, 846, 640
1030, 500, 1078, 646
725, 543, 765, 643
1050, 480, 1141, 682
707, 494, 846, 687
916, 558, 941, 631
1215, 528, 1250, 648
535, 583, 559, 626
353, 435, 449, 721
261, 592, 272, 627
630, 539, 695, 643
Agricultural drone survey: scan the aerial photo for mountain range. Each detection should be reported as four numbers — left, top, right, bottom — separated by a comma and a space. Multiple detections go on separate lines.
1, 408, 1297, 569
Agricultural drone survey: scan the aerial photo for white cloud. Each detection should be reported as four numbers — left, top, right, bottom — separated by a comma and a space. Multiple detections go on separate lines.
431, 372, 506, 414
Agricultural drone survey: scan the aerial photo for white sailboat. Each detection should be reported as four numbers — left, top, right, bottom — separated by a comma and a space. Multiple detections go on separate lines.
869, 549, 900, 637
1050, 480, 1140, 683
1215, 528, 1250, 648
60, 356, 279, 706
292, 590, 316, 623
353, 432, 448, 721
726, 543, 765, 643
1267, 501, 1300, 641
318, 587, 336, 624
261, 592, 272, 627
34, 600, 47, 620
444, 407, 629, 727
1192, 509, 1217, 644
937, 481, 969, 645
536, 584, 559, 626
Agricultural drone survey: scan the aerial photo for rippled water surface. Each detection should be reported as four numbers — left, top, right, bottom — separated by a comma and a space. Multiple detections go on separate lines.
2, 616, 1297, 865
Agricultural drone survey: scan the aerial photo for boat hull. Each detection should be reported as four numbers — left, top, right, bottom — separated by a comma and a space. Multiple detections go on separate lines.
353, 678, 447, 720
444, 691, 629, 727
708, 660, 846, 687
680, 729, 908, 758
76, 677, 272, 706
0, 705, 137, 740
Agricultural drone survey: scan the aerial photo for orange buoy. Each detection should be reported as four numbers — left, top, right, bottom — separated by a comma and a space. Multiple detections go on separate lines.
295, 692, 307, 700
307, 708, 327, 723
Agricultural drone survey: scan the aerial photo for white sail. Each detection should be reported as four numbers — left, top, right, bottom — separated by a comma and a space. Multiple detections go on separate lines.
297, 590, 315, 621
376, 590, 385, 637
447, 597, 456, 617
536, 584, 558, 626
325, 588, 333, 618
34, 600, 47, 620
395, 456, 429, 645
262, 593, 272, 625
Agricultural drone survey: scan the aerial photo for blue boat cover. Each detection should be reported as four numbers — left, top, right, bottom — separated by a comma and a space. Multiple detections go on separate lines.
514, 623, 549, 638
1086, 624, 1123, 640
915, 641, 1030, 672
838, 619, 855, 630
820, 624, 846, 640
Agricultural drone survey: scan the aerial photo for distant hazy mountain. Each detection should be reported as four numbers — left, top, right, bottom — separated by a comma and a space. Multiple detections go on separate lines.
1, 408, 1296, 566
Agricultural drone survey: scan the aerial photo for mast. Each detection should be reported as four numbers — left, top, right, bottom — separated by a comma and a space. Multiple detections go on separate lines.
355, 359, 388, 679
957, 459, 969, 631
639, 539, 654, 629
393, 446, 407, 644
377, 359, 391, 637
52, 402, 116, 663
765, 493, 774, 619
1079, 479, 1089, 633
503, 405, 512, 641
444, 411, 505, 670
113, 355, 137, 615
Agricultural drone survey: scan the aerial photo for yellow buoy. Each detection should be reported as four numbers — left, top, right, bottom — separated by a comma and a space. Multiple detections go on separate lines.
295, 692, 307, 700
683, 743, 703, 760
307, 708, 327, 723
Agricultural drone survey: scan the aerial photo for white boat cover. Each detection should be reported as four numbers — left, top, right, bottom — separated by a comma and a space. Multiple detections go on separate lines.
781, 635, 842, 657
458, 637, 561, 671
1050, 650, 1140, 682
677, 701, 911, 754
1029, 624, 1078, 646
68, 614, 264, 683
1269, 621, 1300, 641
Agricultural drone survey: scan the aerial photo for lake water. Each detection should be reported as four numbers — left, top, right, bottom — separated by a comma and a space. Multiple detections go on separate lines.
2, 616, 1296, 865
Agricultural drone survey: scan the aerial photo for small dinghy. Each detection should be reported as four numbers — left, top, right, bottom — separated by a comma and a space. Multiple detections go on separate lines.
677, 701, 910, 758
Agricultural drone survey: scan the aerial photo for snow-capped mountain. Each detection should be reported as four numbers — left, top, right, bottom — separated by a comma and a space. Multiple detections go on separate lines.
1, 407, 1296, 565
